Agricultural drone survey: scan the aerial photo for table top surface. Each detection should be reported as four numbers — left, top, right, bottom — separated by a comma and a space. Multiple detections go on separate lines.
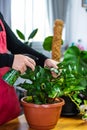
0, 114, 87, 130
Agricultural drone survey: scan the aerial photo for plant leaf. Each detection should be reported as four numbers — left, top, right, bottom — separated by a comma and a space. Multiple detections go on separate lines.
63, 46, 80, 64
43, 36, 53, 51
16, 29, 25, 40
28, 28, 38, 40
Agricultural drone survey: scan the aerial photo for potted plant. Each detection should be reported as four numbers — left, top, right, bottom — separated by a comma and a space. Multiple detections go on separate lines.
54, 45, 87, 119
17, 65, 65, 130
43, 37, 87, 117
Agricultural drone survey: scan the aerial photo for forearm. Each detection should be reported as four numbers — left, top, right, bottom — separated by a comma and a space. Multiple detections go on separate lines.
4, 20, 48, 67
0, 53, 14, 67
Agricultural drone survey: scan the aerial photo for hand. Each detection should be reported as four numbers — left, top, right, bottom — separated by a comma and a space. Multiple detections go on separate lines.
44, 59, 58, 78
12, 54, 36, 74
44, 58, 58, 68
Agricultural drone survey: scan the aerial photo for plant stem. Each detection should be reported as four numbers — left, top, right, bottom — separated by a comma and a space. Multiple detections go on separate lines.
68, 94, 80, 111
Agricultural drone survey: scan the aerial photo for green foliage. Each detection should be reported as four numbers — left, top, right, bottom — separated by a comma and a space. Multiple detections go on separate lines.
57, 46, 87, 111
18, 66, 57, 104
18, 45, 87, 114
43, 36, 53, 51
16, 29, 25, 41
16, 28, 38, 47
28, 29, 38, 40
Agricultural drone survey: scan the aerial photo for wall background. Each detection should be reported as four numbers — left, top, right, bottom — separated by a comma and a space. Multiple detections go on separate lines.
69, 0, 87, 50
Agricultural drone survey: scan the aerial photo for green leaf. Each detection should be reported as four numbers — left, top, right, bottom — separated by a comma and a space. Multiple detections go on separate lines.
28, 28, 38, 40
84, 100, 87, 105
16, 29, 25, 40
25, 96, 33, 102
73, 93, 82, 104
48, 84, 61, 98
80, 51, 87, 63
63, 46, 80, 63
43, 36, 53, 51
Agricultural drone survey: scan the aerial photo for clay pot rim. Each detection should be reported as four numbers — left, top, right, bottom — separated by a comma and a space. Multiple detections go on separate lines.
21, 96, 65, 108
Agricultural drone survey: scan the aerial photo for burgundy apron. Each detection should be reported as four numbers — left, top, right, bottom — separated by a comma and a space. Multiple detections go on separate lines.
0, 19, 21, 125
0, 19, 9, 76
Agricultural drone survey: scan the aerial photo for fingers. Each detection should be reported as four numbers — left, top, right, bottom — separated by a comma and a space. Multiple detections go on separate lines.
51, 71, 58, 78
12, 54, 36, 74
19, 64, 27, 74
44, 59, 58, 69
25, 56, 36, 71
44, 59, 59, 78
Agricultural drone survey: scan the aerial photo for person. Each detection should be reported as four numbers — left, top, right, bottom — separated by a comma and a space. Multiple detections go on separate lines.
0, 12, 58, 125
0, 12, 58, 76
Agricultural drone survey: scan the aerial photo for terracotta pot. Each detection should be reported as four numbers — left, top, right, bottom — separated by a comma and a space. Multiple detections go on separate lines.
21, 97, 64, 130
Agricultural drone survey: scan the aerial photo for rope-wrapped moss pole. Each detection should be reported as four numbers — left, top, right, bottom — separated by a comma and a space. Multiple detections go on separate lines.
52, 19, 64, 61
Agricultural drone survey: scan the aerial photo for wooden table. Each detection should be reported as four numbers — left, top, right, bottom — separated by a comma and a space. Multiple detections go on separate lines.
0, 114, 87, 130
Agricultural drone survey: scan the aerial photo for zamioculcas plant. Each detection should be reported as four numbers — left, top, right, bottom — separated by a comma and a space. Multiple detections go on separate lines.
16, 28, 38, 47
17, 65, 64, 130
